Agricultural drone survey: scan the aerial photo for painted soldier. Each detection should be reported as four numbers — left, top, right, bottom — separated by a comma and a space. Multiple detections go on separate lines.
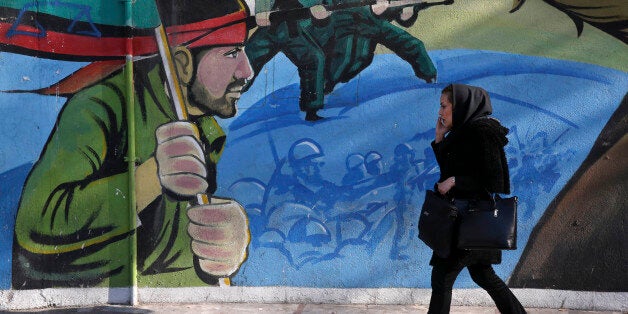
246, 0, 332, 121
12, 0, 253, 288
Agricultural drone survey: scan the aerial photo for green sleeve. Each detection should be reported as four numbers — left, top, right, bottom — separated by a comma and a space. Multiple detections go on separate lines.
256, 0, 326, 13
255, 0, 274, 13
15, 81, 133, 257
299, 0, 327, 7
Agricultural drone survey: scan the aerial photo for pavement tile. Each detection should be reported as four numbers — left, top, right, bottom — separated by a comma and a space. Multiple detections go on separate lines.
6, 303, 622, 314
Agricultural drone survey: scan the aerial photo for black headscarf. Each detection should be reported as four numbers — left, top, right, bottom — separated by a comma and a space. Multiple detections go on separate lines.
450, 84, 492, 131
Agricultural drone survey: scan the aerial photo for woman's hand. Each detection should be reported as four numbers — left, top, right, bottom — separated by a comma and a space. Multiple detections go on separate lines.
437, 176, 455, 195
435, 117, 450, 143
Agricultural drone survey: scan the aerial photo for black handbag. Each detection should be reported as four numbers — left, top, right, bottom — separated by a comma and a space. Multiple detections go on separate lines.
418, 190, 458, 258
456, 195, 518, 250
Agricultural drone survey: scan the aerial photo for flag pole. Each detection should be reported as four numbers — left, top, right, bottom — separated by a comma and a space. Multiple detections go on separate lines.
154, 25, 189, 121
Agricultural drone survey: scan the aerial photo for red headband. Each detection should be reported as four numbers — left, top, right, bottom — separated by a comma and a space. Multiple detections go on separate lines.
167, 10, 247, 48
133, 9, 248, 56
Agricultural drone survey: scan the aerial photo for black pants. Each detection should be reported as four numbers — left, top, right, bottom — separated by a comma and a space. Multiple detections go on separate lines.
428, 263, 526, 314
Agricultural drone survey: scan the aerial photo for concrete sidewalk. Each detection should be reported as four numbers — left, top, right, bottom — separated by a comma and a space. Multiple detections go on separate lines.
7, 303, 624, 313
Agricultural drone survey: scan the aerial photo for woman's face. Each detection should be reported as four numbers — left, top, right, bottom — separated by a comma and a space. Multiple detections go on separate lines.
439, 93, 453, 129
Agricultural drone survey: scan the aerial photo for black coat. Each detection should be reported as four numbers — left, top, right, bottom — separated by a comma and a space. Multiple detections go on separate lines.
429, 117, 510, 266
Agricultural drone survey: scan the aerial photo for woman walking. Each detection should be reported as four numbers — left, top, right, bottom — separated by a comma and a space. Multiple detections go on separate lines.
428, 84, 526, 313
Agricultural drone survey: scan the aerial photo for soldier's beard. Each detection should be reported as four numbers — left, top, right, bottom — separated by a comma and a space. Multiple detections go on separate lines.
190, 78, 247, 118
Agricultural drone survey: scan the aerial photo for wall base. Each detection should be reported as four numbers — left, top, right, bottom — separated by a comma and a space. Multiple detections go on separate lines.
1, 287, 626, 311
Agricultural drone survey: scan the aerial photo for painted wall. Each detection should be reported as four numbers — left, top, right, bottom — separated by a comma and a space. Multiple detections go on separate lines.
0, 0, 626, 309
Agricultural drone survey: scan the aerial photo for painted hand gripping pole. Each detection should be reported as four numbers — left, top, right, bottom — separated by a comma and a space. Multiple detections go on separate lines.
151, 4, 249, 287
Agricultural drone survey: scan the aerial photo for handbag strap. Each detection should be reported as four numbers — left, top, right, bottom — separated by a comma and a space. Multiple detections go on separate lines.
433, 183, 455, 204
434, 182, 504, 205
481, 187, 499, 207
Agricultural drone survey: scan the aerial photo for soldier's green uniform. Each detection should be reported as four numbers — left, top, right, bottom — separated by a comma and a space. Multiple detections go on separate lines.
12, 63, 226, 289
326, 1, 437, 91
247, 0, 331, 115
248, 0, 437, 106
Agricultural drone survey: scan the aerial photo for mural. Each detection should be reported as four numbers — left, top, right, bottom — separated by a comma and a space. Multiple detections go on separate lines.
0, 0, 626, 295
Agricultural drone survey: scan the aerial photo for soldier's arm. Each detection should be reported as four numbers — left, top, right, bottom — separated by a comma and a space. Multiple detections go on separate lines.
15, 85, 133, 258
255, 0, 274, 13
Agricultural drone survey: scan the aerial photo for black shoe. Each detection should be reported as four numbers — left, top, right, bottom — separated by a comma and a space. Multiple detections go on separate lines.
418, 73, 437, 84
324, 81, 335, 94
424, 74, 437, 84
305, 110, 324, 121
